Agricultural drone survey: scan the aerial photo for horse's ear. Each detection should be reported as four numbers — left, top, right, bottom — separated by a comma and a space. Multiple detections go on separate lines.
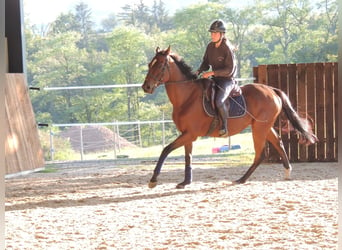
165, 45, 171, 55
156, 47, 160, 53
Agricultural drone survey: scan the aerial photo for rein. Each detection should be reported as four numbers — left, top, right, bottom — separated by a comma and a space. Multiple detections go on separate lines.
149, 53, 198, 86
164, 79, 197, 85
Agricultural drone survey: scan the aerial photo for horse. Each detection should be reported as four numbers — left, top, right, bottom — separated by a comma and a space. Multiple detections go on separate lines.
142, 46, 318, 189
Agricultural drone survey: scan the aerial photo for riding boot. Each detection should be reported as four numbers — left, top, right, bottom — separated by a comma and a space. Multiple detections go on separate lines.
217, 104, 229, 137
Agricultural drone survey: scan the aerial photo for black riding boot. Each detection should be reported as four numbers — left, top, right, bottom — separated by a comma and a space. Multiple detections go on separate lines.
217, 104, 229, 137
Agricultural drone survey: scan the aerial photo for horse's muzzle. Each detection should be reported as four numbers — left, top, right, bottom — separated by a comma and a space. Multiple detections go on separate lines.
142, 81, 154, 94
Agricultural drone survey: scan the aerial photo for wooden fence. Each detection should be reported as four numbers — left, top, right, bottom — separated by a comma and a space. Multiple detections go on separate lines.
5, 74, 45, 175
253, 62, 338, 162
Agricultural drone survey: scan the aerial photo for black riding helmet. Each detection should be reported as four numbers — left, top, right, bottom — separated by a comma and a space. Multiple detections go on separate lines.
208, 19, 226, 33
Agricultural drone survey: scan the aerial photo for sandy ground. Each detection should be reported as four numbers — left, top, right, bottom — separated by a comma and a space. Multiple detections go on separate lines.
5, 161, 338, 249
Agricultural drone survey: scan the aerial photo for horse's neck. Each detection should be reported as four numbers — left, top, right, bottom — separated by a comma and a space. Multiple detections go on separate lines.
165, 64, 198, 107
165, 82, 196, 107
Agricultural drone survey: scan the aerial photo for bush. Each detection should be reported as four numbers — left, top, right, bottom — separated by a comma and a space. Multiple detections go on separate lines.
38, 129, 77, 161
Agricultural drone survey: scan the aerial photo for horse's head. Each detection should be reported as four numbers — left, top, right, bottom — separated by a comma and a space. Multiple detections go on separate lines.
142, 46, 171, 94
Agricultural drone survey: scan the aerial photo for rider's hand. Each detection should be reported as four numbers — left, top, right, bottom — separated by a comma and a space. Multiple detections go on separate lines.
202, 71, 214, 78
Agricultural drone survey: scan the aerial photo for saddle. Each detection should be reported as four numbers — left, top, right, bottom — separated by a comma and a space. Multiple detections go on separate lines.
201, 79, 246, 118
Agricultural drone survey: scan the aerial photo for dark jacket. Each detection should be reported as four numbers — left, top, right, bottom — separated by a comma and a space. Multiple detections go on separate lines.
198, 38, 236, 79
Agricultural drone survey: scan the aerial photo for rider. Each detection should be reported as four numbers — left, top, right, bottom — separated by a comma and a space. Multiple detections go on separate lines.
196, 19, 237, 137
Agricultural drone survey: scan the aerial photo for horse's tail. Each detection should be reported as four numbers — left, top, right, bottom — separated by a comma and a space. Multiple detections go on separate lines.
272, 87, 318, 145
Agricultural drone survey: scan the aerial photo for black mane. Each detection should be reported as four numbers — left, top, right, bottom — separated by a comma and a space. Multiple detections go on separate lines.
169, 53, 197, 80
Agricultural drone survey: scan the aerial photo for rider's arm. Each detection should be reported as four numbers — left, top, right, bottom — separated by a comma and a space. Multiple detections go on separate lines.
213, 44, 236, 78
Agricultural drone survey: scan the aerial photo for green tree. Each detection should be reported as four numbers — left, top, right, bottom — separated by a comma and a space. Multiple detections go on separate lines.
50, 12, 78, 34
100, 13, 118, 32
307, 0, 338, 61
104, 26, 152, 121
222, 4, 261, 77
74, 2, 94, 50
260, 0, 313, 63
104, 26, 157, 142
150, 0, 173, 31
29, 32, 88, 123
118, 0, 171, 34
118, 3, 140, 28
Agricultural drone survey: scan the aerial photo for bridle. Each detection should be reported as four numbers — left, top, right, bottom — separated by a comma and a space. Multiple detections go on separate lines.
146, 54, 198, 88
145, 54, 170, 87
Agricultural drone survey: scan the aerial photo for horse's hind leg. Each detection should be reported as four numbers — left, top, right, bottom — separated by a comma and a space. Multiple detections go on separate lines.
266, 127, 292, 180
233, 126, 267, 184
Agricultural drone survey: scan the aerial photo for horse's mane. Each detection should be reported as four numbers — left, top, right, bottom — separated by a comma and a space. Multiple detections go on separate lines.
169, 53, 197, 80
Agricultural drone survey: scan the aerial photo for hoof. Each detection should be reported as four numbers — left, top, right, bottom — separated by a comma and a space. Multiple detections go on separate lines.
176, 181, 190, 189
148, 181, 157, 188
284, 167, 292, 180
232, 179, 245, 185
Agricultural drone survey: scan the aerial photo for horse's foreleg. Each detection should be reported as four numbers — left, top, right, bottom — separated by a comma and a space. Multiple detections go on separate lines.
148, 133, 195, 188
266, 127, 292, 180
176, 142, 193, 189
148, 143, 175, 188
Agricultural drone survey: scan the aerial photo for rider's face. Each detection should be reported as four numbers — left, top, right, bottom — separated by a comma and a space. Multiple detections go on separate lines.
210, 32, 222, 43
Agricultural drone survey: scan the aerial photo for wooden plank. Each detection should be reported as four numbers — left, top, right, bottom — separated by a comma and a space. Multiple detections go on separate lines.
267, 64, 280, 88
5, 74, 44, 174
315, 63, 326, 161
5, 99, 20, 171
5, 75, 21, 173
306, 63, 317, 161
253, 67, 258, 83
333, 63, 338, 161
324, 63, 335, 161
257, 65, 268, 84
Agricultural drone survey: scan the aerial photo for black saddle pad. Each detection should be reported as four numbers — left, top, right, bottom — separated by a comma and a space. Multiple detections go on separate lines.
203, 94, 246, 118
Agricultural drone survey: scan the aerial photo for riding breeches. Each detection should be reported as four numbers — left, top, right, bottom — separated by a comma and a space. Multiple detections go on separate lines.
213, 77, 235, 108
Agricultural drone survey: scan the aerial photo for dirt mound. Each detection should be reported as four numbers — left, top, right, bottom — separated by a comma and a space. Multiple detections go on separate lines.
60, 125, 137, 153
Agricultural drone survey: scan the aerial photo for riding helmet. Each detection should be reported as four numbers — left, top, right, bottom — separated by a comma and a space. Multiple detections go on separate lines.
208, 19, 226, 33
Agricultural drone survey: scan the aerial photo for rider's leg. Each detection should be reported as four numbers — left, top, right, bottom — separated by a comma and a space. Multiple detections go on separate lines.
215, 79, 234, 137
217, 102, 229, 136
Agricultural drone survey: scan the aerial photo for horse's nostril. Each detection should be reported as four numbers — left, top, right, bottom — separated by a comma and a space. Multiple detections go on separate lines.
142, 83, 151, 93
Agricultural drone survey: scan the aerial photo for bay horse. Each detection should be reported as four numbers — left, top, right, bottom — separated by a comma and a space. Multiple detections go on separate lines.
142, 46, 317, 189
